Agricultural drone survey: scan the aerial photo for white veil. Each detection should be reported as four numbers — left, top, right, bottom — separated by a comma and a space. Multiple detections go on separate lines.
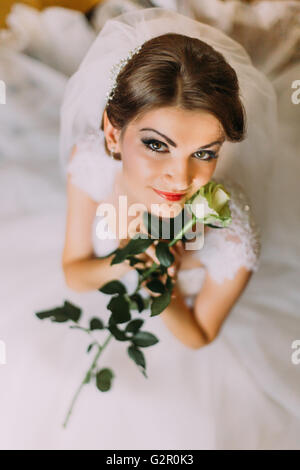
59, 7, 279, 235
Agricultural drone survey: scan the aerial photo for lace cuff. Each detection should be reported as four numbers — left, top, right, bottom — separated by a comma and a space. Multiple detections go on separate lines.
191, 178, 261, 284
66, 131, 122, 202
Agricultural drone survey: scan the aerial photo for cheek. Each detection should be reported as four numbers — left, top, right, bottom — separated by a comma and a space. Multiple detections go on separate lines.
195, 160, 217, 180
123, 147, 157, 183
125, 158, 152, 184
190, 162, 217, 192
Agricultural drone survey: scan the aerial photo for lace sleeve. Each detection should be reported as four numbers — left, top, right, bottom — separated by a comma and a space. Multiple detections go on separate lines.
66, 131, 122, 202
191, 178, 262, 284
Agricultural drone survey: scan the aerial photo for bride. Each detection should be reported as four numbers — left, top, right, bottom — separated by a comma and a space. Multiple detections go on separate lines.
61, 12, 262, 351
58, 9, 300, 449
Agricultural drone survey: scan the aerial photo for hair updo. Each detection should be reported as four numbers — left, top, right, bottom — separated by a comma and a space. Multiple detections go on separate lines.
100, 33, 247, 160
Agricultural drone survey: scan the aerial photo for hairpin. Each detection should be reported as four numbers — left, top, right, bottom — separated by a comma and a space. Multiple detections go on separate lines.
105, 44, 143, 106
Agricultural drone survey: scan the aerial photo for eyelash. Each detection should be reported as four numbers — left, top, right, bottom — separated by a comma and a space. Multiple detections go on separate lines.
141, 138, 218, 161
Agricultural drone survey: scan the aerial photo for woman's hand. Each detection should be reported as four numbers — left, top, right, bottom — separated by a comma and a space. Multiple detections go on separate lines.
139, 240, 185, 297
119, 213, 185, 296
133, 215, 185, 296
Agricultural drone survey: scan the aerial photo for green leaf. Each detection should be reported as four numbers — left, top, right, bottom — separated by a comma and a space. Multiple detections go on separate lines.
126, 236, 154, 253
35, 306, 67, 322
35, 300, 82, 323
107, 295, 131, 324
151, 271, 160, 278
96, 368, 114, 392
219, 203, 231, 219
172, 209, 188, 240
125, 318, 144, 334
107, 322, 129, 341
128, 299, 138, 310
89, 317, 104, 330
129, 256, 145, 267
142, 296, 151, 309
155, 241, 174, 267
132, 331, 159, 348
110, 236, 154, 265
145, 279, 166, 294
140, 262, 159, 281
165, 275, 174, 292
142, 211, 161, 239
160, 265, 168, 275
135, 267, 145, 276
129, 293, 145, 312
86, 343, 96, 353
98, 280, 127, 295
51, 309, 69, 323
128, 344, 146, 369
63, 300, 82, 322
144, 209, 187, 241
35, 308, 54, 320
206, 223, 223, 229
109, 249, 127, 265
150, 291, 172, 317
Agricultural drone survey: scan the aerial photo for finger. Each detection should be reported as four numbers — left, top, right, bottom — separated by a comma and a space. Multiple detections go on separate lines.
170, 242, 182, 254
125, 258, 144, 270
144, 244, 160, 264
137, 215, 151, 237
167, 265, 176, 277
168, 264, 178, 278
132, 252, 152, 269
171, 288, 178, 299
178, 240, 185, 253
173, 240, 184, 255
137, 216, 160, 248
172, 241, 185, 260
169, 246, 181, 267
141, 280, 160, 297
167, 246, 183, 276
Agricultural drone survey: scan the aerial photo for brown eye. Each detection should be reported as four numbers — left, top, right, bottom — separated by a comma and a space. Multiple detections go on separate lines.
142, 138, 167, 153
150, 142, 162, 151
194, 150, 217, 161
195, 150, 206, 158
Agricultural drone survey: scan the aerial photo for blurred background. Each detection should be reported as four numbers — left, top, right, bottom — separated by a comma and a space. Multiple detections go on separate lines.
0, 0, 99, 28
0, 0, 268, 29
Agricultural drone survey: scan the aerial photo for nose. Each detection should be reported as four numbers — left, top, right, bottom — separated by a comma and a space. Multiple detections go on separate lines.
164, 157, 192, 191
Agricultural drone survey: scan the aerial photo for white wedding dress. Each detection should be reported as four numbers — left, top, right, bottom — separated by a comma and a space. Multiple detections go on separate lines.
1, 0, 300, 450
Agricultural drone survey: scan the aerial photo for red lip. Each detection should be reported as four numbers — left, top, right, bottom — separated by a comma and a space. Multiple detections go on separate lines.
153, 188, 187, 201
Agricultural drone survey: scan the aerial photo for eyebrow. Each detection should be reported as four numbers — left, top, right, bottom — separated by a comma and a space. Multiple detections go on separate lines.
139, 128, 225, 149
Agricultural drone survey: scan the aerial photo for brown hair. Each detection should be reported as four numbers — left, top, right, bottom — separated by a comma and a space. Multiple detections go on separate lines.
100, 33, 246, 160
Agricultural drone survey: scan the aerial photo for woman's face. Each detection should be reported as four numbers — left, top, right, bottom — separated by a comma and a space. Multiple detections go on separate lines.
104, 106, 225, 218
